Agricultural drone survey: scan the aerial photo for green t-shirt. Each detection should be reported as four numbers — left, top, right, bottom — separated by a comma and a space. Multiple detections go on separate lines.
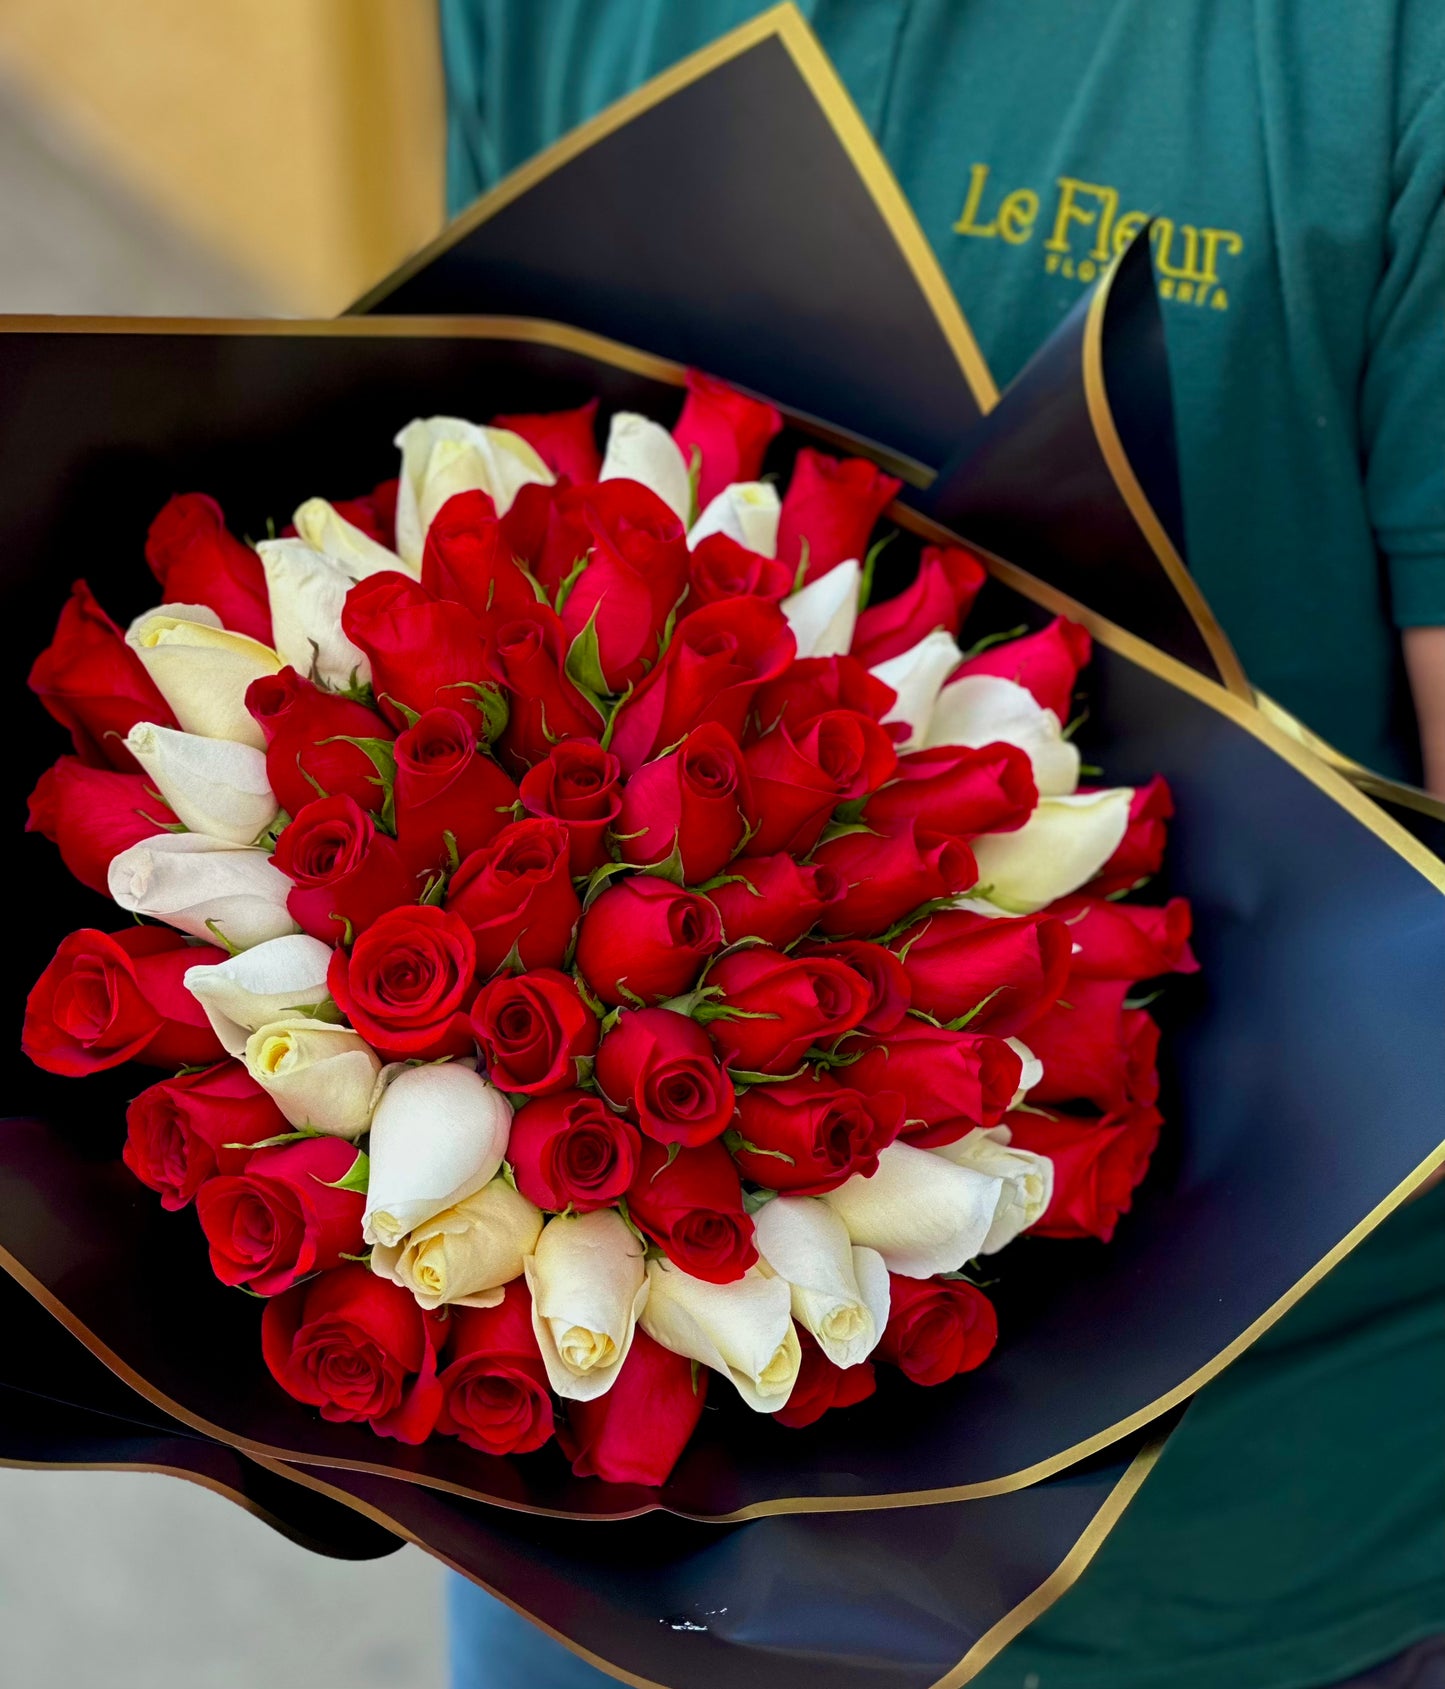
441, 0, 1445, 784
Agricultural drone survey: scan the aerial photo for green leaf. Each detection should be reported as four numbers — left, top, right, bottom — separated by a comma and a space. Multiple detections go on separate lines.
203, 919, 241, 957
317, 1149, 370, 1195
958, 623, 1028, 663
553, 554, 590, 616
857, 529, 895, 611
320, 734, 397, 832
722, 1128, 796, 1163
564, 600, 610, 700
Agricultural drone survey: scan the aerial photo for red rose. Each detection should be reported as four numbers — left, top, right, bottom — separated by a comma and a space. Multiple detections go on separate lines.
329, 477, 399, 548
245, 667, 396, 820
625, 1137, 757, 1282
892, 908, 1071, 1034
952, 616, 1092, 721
742, 709, 897, 856
615, 723, 753, 882
594, 1007, 735, 1147
507, 1089, 642, 1212
706, 948, 870, 1074
444, 817, 581, 976
752, 654, 896, 736
731, 1075, 902, 1193
796, 939, 911, 1035
1024, 981, 1159, 1111
686, 534, 793, 609
608, 596, 795, 774
1090, 776, 1174, 896
23, 927, 225, 1076
671, 370, 782, 508
327, 904, 477, 1061
196, 1137, 365, 1296
420, 489, 545, 624
773, 1328, 877, 1428
261, 1264, 444, 1442
28, 580, 177, 771
776, 449, 902, 584
811, 822, 977, 939
863, 744, 1037, 840
518, 739, 622, 876
341, 573, 492, 728
495, 480, 559, 578
573, 878, 721, 1007
850, 545, 987, 669
124, 1060, 287, 1210
26, 756, 178, 897
144, 492, 272, 644
1047, 894, 1199, 982
878, 1275, 998, 1385
490, 605, 604, 774
493, 398, 602, 485
393, 706, 519, 880
707, 854, 843, 949
1005, 1103, 1162, 1242
470, 969, 598, 1096
273, 794, 416, 944
847, 1023, 1022, 1148
435, 1281, 555, 1456
558, 1326, 707, 1487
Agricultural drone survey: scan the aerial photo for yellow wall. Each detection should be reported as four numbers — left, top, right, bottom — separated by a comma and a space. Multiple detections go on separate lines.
0, 0, 446, 313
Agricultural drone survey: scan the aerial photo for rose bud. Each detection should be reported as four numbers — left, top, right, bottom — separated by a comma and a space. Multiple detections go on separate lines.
970, 789, 1134, 914
419, 489, 544, 623
752, 653, 896, 736
108, 832, 297, 950
1047, 894, 1199, 982
183, 934, 334, 1055
686, 534, 792, 609
124, 1060, 287, 1210
123, 722, 278, 846
23, 927, 225, 1076
254, 540, 374, 695
642, 1259, 801, 1412
706, 948, 871, 1074
951, 616, 1092, 721
436, 1281, 555, 1456
776, 448, 902, 584
599, 411, 691, 521
444, 817, 581, 977
847, 1022, 1022, 1148
810, 821, 976, 938
470, 969, 598, 1096
26, 757, 177, 896
392, 706, 519, 879
795, 939, 910, 1035
490, 605, 604, 773
196, 1136, 365, 1296
891, 908, 1070, 1034
614, 723, 753, 882
295, 482, 401, 560
493, 398, 602, 484
820, 1141, 1003, 1278
1023, 981, 1160, 1111
594, 1009, 735, 1148
372, 1177, 543, 1311
753, 1195, 889, 1369
127, 606, 281, 749
924, 674, 1080, 797
273, 794, 416, 944
780, 558, 860, 659
625, 1138, 757, 1283
394, 416, 553, 569
1089, 776, 1175, 896
508, 1090, 642, 1213
244, 1018, 383, 1139
1005, 1103, 1162, 1242
773, 1328, 877, 1429
672, 369, 782, 508
864, 743, 1037, 841
363, 1063, 513, 1248
341, 573, 491, 729
877, 1274, 999, 1385
28, 580, 178, 771
332, 475, 398, 546
743, 709, 897, 856
518, 739, 622, 876
869, 628, 964, 751
607, 595, 795, 774
573, 878, 721, 1007
730, 1075, 902, 1194
524, 1209, 648, 1401
245, 667, 395, 820
850, 544, 988, 669
261, 1264, 444, 1442
558, 1326, 706, 1487
689, 480, 781, 556
145, 492, 273, 645
707, 855, 843, 949
327, 905, 477, 1062
933, 1127, 1054, 1254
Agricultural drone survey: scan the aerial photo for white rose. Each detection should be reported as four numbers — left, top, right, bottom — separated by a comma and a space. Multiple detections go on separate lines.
933, 1127, 1053, 1254
781, 558, 860, 659
257, 539, 372, 691
970, 789, 1132, 914
108, 833, 297, 949
524, 1210, 648, 1402
123, 722, 277, 846
244, 1016, 382, 1139
869, 628, 964, 751
688, 481, 781, 555
820, 1140, 1003, 1279
599, 411, 692, 523
753, 1196, 889, 1370
126, 605, 280, 747
291, 497, 410, 578
184, 933, 335, 1055
641, 1260, 801, 1413
394, 417, 553, 566
362, 1062, 512, 1249
1005, 1036, 1043, 1104
372, 1176, 544, 1311
924, 673, 1080, 796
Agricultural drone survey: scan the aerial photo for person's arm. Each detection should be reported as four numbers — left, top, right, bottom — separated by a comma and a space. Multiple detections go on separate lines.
1402, 628, 1445, 797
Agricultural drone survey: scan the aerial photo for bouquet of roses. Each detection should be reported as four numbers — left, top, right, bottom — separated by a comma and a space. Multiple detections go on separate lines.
20, 373, 1193, 1489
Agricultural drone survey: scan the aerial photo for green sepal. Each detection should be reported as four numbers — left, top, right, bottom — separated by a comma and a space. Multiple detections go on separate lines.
225, 1127, 323, 1151
639, 832, 687, 887
685, 445, 703, 529
649, 1141, 683, 1183
553, 554, 590, 616
317, 1149, 370, 1195
856, 529, 895, 611
742, 1187, 779, 1215
379, 694, 421, 728
722, 1128, 796, 1164
280, 1000, 343, 1024
813, 816, 877, 848
320, 734, 397, 832
791, 537, 811, 594
563, 601, 611, 701
725, 1063, 809, 1087
339, 1249, 373, 1266
958, 623, 1028, 663
252, 810, 291, 851
203, 919, 242, 958
943, 986, 1005, 1031
581, 858, 634, 911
